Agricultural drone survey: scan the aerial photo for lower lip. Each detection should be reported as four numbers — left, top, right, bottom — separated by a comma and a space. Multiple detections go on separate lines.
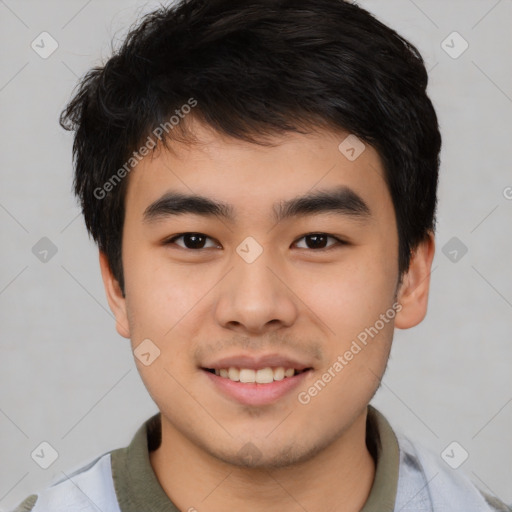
202, 369, 311, 406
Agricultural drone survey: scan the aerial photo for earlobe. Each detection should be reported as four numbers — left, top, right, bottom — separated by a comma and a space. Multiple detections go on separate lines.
394, 232, 436, 330
98, 251, 131, 339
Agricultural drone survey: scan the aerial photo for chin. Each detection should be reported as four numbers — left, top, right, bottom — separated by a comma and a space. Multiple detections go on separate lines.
206, 438, 320, 470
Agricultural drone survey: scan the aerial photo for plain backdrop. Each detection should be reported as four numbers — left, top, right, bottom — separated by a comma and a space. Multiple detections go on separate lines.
1, 0, 511, 510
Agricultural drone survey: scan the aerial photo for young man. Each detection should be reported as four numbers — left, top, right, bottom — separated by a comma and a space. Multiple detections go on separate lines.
12, 0, 511, 511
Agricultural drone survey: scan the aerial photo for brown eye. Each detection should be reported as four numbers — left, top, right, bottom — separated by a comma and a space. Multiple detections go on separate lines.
294, 233, 345, 250
166, 233, 219, 249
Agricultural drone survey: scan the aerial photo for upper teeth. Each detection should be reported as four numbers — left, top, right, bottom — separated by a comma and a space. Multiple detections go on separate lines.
215, 367, 297, 383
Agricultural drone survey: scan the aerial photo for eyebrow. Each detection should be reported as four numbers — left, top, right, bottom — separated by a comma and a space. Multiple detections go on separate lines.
143, 185, 372, 225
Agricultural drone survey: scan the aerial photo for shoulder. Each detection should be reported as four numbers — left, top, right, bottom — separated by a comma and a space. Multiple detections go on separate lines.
10, 451, 121, 512
395, 433, 511, 512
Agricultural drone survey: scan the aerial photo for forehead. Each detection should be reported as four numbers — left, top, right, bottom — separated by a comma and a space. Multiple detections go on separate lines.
124, 123, 394, 227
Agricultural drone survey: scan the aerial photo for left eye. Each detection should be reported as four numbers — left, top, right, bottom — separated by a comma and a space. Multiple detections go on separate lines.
293, 233, 344, 250
165, 232, 344, 251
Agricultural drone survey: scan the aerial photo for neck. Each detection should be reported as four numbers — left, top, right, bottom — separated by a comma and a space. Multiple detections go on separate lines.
149, 408, 376, 512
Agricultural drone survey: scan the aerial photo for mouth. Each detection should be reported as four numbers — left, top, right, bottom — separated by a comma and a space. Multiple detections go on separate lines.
201, 366, 313, 406
202, 366, 312, 383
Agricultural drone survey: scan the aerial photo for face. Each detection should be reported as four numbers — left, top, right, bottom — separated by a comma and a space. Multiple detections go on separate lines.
101, 121, 434, 469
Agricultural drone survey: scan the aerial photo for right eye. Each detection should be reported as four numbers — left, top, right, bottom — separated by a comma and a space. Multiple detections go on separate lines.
163, 233, 221, 250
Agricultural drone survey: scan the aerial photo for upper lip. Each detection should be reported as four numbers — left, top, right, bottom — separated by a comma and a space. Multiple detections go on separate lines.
201, 353, 313, 371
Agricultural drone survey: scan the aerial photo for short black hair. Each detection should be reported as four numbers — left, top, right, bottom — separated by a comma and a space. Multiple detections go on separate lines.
60, 0, 441, 294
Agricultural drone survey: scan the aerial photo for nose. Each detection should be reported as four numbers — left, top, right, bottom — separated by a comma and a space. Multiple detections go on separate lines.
214, 248, 298, 335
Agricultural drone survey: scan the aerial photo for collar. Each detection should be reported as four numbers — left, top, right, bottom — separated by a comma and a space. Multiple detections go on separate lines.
110, 404, 400, 512
361, 405, 400, 512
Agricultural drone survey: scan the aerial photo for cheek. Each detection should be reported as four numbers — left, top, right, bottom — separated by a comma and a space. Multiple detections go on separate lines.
122, 245, 212, 341
122, 250, 203, 391
122, 246, 173, 335
299, 250, 397, 332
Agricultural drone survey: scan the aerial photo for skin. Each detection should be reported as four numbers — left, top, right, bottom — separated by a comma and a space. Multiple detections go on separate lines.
100, 120, 435, 512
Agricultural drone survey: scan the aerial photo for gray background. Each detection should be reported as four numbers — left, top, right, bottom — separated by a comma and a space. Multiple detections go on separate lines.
1, 0, 511, 510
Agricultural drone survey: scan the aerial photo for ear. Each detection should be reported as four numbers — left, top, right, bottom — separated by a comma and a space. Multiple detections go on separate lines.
394, 232, 436, 329
99, 251, 131, 338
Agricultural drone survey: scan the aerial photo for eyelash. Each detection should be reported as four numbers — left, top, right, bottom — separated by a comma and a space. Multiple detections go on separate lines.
163, 232, 348, 251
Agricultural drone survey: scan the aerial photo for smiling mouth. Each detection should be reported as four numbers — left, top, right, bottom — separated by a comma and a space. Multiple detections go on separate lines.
202, 367, 312, 384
